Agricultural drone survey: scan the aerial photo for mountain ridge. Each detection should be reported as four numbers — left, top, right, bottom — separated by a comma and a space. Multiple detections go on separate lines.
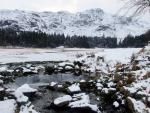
0, 9, 149, 39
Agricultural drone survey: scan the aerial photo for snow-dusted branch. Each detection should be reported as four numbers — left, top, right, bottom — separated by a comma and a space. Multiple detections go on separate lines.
122, 0, 150, 15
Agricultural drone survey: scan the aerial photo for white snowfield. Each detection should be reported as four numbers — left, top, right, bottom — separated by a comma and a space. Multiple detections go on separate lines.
0, 48, 140, 65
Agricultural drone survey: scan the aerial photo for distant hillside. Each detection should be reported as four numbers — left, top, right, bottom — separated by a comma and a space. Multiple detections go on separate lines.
0, 9, 149, 39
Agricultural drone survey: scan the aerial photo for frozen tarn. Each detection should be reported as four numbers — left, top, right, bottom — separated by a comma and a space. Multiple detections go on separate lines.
0, 48, 140, 64
0, 99, 17, 113
0, 48, 75, 64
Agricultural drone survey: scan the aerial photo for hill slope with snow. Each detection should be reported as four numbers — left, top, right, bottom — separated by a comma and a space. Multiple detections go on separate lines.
0, 9, 149, 38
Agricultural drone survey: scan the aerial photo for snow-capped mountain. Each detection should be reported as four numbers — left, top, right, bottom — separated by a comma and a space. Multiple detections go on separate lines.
0, 9, 149, 38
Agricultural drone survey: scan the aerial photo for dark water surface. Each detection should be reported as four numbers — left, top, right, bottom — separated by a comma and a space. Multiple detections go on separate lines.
6, 73, 88, 88
6, 73, 93, 113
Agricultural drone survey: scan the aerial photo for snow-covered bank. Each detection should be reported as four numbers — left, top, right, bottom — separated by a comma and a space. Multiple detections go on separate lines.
0, 84, 38, 113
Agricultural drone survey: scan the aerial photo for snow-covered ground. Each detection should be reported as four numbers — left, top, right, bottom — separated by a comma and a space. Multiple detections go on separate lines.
0, 99, 16, 113
0, 48, 140, 64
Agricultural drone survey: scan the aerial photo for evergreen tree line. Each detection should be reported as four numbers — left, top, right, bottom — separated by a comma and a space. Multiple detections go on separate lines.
118, 30, 150, 47
0, 28, 117, 48
0, 28, 149, 48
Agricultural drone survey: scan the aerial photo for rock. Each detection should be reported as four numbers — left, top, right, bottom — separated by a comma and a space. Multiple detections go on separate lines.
114, 73, 123, 83
69, 93, 101, 113
0, 66, 8, 72
0, 87, 5, 100
47, 83, 67, 92
80, 81, 96, 92
70, 107, 99, 113
45, 65, 55, 75
120, 86, 136, 97
14, 90, 28, 105
113, 101, 119, 108
67, 83, 81, 94
74, 61, 83, 69
132, 65, 140, 71
80, 80, 86, 83
126, 74, 136, 84
116, 80, 124, 90
135, 91, 148, 100
126, 97, 150, 113
146, 97, 150, 107
57, 84, 65, 91
50, 82, 57, 87
58, 62, 74, 73
0, 79, 4, 85
126, 97, 136, 113
37, 65, 45, 74
53, 95, 72, 107
47, 82, 58, 90
26, 64, 32, 68
23, 66, 37, 76
13, 67, 23, 76
0, 75, 4, 79
96, 83, 103, 90
15, 84, 37, 100
64, 65, 74, 71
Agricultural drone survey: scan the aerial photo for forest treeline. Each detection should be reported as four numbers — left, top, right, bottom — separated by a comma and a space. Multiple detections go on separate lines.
118, 30, 150, 47
0, 28, 149, 48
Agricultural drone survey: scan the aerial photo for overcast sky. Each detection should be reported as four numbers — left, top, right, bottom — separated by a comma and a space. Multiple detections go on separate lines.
0, 0, 124, 14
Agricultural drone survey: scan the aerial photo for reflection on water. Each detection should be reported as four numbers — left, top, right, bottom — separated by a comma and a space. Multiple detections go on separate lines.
6, 73, 87, 88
